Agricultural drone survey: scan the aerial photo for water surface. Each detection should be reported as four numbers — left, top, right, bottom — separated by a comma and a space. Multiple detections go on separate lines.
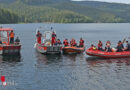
0, 23, 130, 90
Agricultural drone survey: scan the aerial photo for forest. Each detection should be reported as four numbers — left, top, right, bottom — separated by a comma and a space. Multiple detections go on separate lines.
0, 0, 130, 23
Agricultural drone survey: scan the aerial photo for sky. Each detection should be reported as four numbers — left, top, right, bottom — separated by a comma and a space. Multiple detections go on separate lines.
72, 0, 130, 4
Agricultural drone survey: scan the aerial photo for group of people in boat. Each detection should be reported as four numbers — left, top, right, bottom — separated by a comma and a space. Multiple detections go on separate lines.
0, 30, 20, 45
90, 40, 130, 52
36, 31, 84, 47
63, 38, 84, 47
9, 31, 20, 45
36, 31, 61, 45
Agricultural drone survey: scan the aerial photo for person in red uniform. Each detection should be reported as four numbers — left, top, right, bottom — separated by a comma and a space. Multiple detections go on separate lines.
9, 30, 15, 44
51, 31, 56, 45
79, 38, 84, 47
70, 38, 77, 47
63, 39, 69, 47
97, 40, 104, 51
36, 31, 42, 44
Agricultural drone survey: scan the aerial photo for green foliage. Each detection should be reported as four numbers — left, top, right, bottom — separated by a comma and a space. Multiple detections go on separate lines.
0, 8, 24, 24
0, 0, 128, 23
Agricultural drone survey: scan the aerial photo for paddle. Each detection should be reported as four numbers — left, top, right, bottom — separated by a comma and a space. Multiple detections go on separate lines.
122, 37, 130, 43
122, 37, 126, 43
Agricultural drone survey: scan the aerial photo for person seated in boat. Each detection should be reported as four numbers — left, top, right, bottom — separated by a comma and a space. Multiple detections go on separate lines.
63, 39, 69, 47
79, 38, 84, 47
56, 39, 62, 45
9, 30, 15, 44
36, 31, 42, 44
51, 31, 56, 46
123, 41, 130, 51
119, 40, 124, 49
97, 40, 104, 51
105, 41, 112, 52
116, 41, 123, 52
15, 37, 20, 45
70, 38, 77, 47
90, 44, 97, 50
106, 40, 111, 46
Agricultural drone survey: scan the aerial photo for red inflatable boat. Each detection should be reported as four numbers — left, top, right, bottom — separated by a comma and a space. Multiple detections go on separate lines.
86, 48, 130, 58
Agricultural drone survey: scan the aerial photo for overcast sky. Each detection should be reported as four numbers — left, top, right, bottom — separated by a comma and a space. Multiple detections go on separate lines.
72, 0, 130, 4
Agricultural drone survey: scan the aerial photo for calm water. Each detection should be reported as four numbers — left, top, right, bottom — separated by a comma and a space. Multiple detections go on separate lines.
0, 23, 130, 90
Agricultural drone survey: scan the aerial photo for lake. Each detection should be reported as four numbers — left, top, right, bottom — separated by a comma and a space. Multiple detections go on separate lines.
0, 23, 130, 90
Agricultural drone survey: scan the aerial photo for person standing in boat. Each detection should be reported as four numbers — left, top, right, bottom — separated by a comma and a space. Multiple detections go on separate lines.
9, 30, 15, 44
36, 31, 42, 44
63, 39, 69, 47
51, 31, 56, 46
97, 40, 104, 51
79, 38, 84, 47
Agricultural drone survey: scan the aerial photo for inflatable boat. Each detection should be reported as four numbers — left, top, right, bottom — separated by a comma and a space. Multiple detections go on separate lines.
62, 46, 85, 54
86, 48, 130, 58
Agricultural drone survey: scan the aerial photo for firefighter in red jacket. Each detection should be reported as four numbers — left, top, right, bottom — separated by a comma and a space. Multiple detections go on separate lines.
36, 31, 42, 44
79, 38, 84, 47
63, 39, 69, 47
51, 31, 56, 45
70, 38, 77, 47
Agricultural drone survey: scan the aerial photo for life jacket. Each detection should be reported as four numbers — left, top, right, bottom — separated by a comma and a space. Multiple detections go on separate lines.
80, 39, 84, 46
10, 32, 14, 38
98, 42, 102, 48
52, 33, 56, 38
63, 40, 68, 46
36, 33, 42, 38
70, 39, 76, 46
90, 46, 97, 50
72, 40, 76, 46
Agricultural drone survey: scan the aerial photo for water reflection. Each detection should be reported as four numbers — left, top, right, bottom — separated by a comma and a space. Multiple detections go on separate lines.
35, 51, 62, 65
86, 57, 130, 66
63, 53, 78, 61
0, 54, 21, 63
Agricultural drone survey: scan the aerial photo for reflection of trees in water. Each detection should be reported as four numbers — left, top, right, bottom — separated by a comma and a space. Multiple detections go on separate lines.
35, 51, 62, 65
86, 57, 130, 67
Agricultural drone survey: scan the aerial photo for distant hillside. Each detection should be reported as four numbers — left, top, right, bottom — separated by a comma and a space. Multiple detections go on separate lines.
0, 0, 130, 23
73, 1, 130, 22
0, 0, 93, 23
0, 8, 24, 24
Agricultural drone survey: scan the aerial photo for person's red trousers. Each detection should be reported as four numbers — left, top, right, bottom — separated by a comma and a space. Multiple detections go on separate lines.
51, 37, 55, 45
37, 37, 41, 44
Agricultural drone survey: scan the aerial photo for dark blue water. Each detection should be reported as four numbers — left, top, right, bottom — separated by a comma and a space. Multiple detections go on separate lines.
0, 23, 130, 90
